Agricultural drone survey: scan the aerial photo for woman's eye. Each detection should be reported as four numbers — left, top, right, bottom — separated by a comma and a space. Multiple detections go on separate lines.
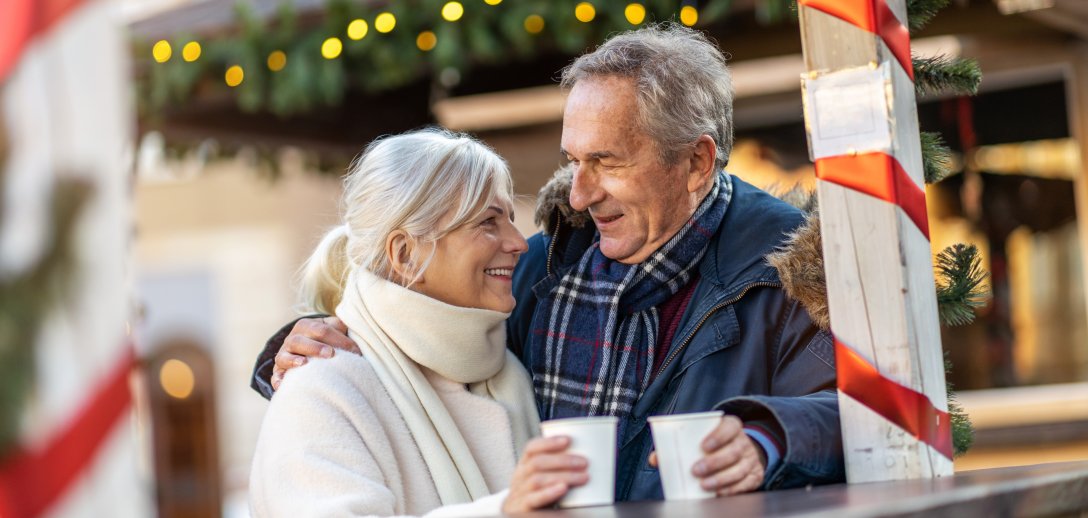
481, 217, 497, 226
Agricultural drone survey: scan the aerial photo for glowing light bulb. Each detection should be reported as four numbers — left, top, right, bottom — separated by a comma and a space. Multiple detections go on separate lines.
575, 2, 596, 23
625, 3, 646, 25
182, 41, 201, 62
347, 19, 369, 40
267, 50, 287, 71
225, 65, 244, 87
441, 1, 464, 22
375, 12, 396, 33
322, 37, 343, 59
680, 5, 698, 26
524, 14, 544, 34
152, 40, 172, 63
417, 31, 438, 51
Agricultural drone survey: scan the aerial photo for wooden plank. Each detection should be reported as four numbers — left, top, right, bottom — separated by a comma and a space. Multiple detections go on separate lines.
510, 461, 1088, 517
1067, 43, 1088, 362
798, 2, 952, 482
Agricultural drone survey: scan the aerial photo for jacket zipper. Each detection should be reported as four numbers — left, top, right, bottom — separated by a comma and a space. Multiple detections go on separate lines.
545, 215, 562, 276
653, 280, 780, 379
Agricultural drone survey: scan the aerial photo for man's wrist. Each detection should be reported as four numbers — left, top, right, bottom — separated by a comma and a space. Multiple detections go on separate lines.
743, 425, 783, 480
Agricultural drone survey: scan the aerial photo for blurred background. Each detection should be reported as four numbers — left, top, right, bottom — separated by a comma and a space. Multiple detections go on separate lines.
3, 0, 1087, 516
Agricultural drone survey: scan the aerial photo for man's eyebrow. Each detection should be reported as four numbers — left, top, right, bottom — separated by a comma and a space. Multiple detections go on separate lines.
559, 149, 614, 160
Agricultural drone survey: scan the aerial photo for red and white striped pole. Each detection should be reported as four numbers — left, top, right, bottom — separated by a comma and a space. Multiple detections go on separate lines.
0, 0, 144, 516
797, 0, 954, 482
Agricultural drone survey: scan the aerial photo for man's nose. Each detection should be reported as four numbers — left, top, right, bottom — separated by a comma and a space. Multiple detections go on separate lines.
569, 164, 604, 212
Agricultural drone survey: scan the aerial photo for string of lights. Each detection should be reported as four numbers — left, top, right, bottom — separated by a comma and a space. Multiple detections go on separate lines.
136, 0, 751, 118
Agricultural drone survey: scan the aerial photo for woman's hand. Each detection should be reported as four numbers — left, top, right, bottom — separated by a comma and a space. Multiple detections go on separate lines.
502, 436, 589, 513
272, 316, 360, 390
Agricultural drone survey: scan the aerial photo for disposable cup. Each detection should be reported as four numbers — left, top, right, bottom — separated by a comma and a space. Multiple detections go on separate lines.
647, 410, 724, 500
539, 416, 618, 508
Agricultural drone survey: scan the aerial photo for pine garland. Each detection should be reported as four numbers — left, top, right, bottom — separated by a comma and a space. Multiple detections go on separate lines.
948, 385, 975, 457
137, 0, 736, 119
906, 0, 982, 455
906, 0, 950, 32
921, 130, 953, 184
935, 244, 988, 327
913, 54, 982, 98
0, 153, 91, 452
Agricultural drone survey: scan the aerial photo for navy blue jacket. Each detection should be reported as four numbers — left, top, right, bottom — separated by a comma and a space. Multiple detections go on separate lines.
509, 176, 844, 499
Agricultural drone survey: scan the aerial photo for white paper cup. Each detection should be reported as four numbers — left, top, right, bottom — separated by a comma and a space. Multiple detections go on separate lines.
539, 416, 618, 508
647, 410, 724, 500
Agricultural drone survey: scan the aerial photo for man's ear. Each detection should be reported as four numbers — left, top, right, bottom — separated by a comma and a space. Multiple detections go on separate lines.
687, 135, 718, 194
385, 230, 420, 286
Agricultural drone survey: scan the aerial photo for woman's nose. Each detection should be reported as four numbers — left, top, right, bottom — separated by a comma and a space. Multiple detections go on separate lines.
505, 225, 529, 256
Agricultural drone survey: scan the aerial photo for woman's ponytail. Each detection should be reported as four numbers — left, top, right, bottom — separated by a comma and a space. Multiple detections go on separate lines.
298, 224, 351, 315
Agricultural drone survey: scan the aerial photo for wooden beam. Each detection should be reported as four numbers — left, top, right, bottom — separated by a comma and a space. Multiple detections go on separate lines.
1068, 43, 1088, 367
797, 1, 953, 482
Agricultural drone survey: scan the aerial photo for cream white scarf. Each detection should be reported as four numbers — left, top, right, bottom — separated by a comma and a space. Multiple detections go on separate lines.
335, 268, 540, 505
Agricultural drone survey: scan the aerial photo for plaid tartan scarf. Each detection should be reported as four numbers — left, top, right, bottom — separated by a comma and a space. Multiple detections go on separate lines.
531, 173, 732, 433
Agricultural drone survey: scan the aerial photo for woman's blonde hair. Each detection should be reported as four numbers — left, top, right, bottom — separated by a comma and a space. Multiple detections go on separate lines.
298, 128, 513, 314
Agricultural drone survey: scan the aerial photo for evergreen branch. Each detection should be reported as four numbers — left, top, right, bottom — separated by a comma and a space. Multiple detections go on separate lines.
906, 0, 950, 33
921, 131, 954, 184
949, 395, 975, 457
945, 357, 975, 457
935, 244, 988, 327
913, 54, 982, 97
0, 175, 92, 452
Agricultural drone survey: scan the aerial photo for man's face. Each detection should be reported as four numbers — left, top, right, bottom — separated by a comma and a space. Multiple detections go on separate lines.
561, 76, 698, 265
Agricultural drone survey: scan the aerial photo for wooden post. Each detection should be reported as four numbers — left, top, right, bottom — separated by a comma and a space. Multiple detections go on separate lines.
797, 0, 954, 482
1068, 43, 1088, 354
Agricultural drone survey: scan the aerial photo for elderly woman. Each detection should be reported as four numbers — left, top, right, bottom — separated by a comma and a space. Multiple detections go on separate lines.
249, 129, 584, 517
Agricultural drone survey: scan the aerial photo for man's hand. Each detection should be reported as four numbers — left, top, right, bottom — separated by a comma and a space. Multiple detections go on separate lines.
648, 415, 766, 496
502, 436, 589, 513
271, 316, 359, 390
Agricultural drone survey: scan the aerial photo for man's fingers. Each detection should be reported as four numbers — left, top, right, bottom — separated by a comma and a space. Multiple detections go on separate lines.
648, 451, 658, 468
283, 335, 335, 359
288, 317, 357, 354
270, 369, 284, 391
694, 437, 745, 476
712, 468, 764, 496
702, 415, 744, 452
310, 317, 358, 353
701, 458, 754, 490
275, 351, 308, 372
323, 316, 349, 335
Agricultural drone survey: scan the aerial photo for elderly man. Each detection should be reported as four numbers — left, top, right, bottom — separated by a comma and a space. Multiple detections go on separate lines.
251, 23, 844, 501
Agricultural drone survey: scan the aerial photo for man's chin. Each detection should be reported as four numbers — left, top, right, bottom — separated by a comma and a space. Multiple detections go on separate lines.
599, 238, 640, 264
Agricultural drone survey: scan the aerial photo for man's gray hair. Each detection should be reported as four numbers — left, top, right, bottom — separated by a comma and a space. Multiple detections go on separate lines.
560, 22, 735, 170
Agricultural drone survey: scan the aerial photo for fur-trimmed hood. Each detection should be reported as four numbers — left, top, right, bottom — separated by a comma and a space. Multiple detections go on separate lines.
533, 163, 591, 234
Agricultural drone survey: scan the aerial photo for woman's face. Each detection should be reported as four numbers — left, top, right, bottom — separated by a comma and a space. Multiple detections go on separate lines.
414, 197, 528, 313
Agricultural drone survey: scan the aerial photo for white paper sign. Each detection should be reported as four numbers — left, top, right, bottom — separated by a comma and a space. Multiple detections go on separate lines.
802, 64, 893, 160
